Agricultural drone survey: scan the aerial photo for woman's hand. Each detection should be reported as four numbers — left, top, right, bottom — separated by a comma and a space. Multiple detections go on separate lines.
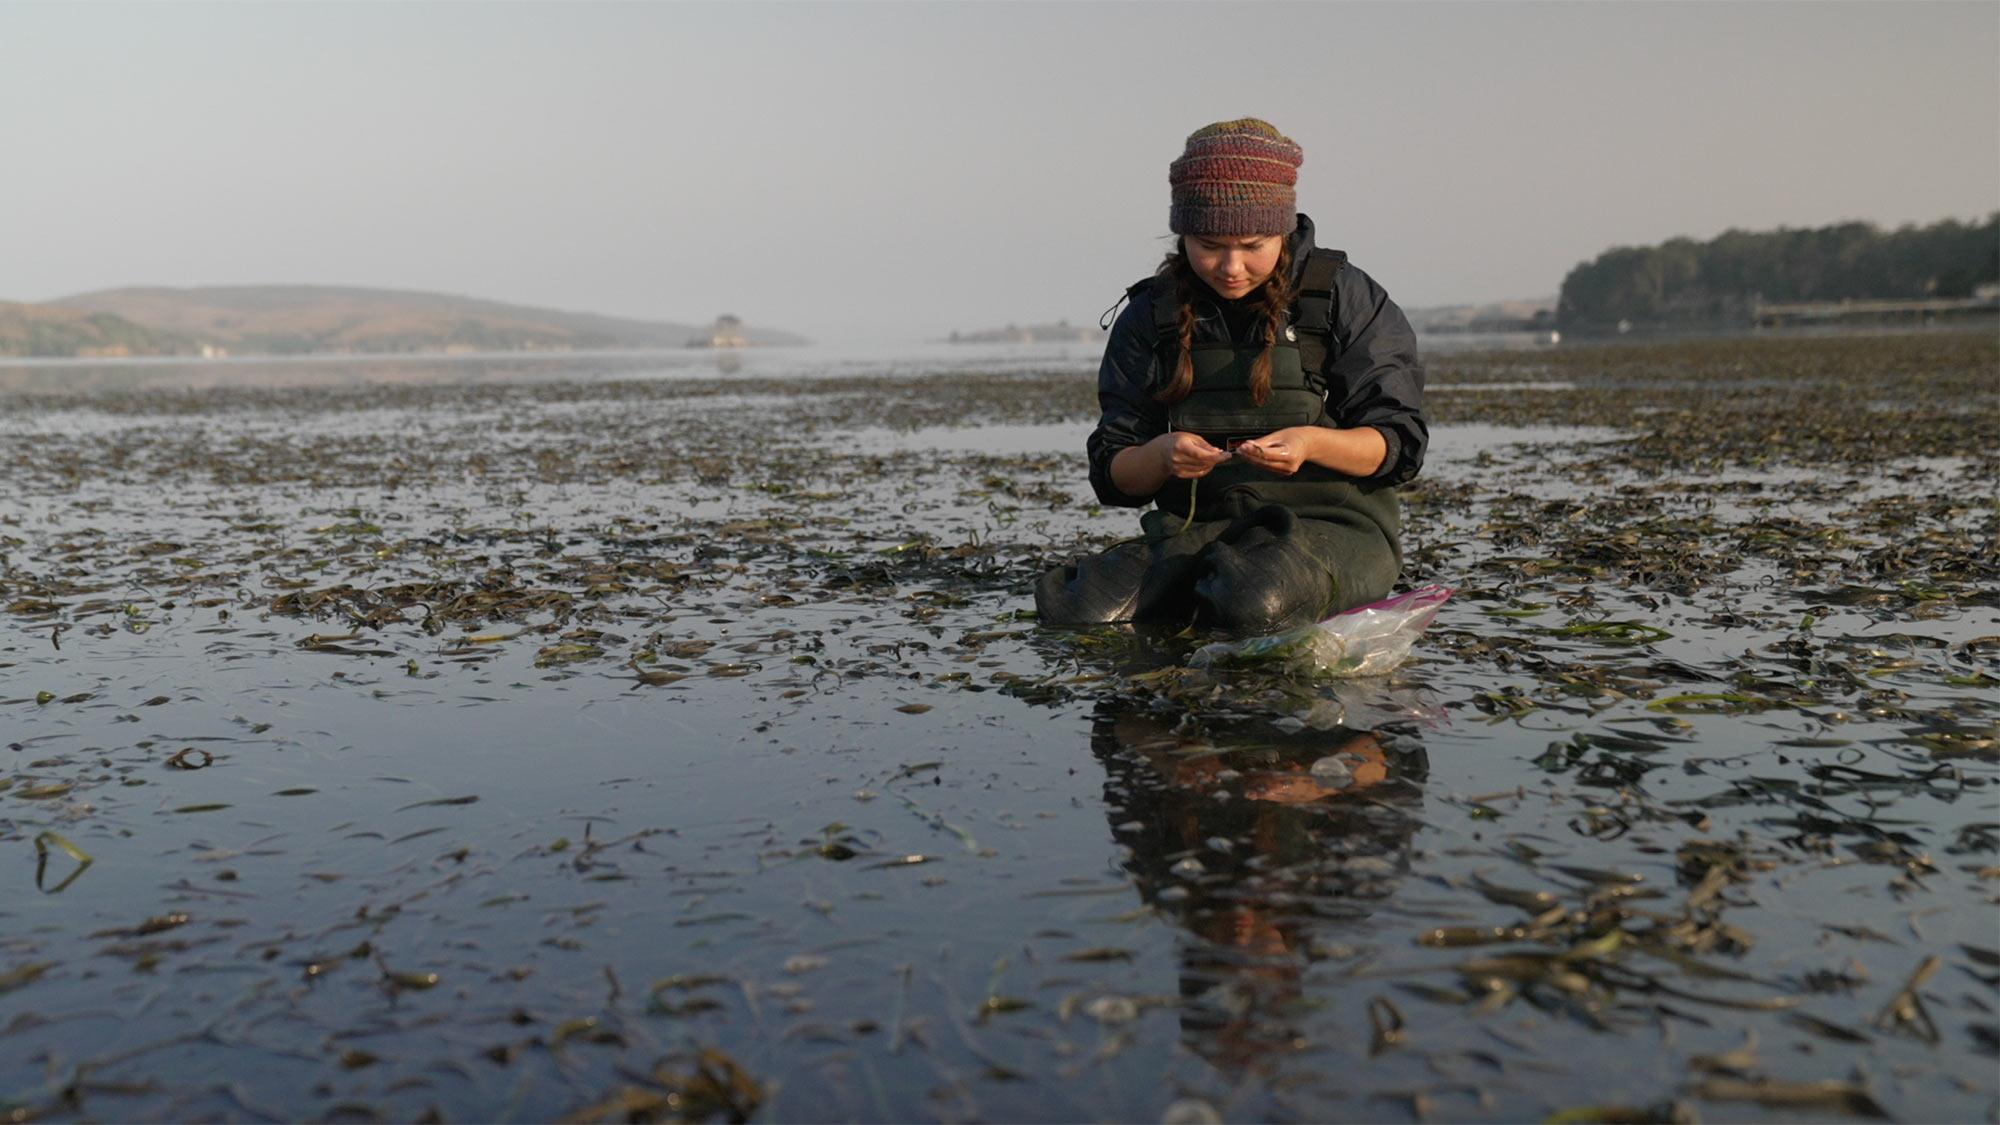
1234, 427, 1317, 476
1237, 425, 1389, 478
1156, 432, 1233, 479
1108, 432, 1231, 497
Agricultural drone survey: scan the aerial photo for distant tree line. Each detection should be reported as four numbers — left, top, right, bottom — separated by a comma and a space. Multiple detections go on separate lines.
1557, 214, 1999, 329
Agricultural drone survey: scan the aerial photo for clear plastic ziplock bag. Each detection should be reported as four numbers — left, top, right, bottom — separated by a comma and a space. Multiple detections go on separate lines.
1190, 585, 1453, 678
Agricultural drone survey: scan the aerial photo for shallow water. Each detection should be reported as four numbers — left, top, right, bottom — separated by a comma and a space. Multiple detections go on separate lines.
1, 333, 1995, 1122
0, 329, 1556, 396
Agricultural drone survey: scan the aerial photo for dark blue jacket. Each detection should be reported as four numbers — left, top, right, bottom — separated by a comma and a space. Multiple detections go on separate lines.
1086, 213, 1428, 508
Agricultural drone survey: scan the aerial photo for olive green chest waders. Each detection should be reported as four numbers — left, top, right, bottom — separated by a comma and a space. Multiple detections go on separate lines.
1037, 249, 1404, 635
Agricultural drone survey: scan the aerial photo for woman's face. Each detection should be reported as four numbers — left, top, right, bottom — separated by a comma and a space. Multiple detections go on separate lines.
1183, 233, 1284, 299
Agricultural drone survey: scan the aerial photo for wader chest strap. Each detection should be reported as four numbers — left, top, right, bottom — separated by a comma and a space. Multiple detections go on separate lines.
1290, 248, 1347, 379
1135, 248, 1348, 387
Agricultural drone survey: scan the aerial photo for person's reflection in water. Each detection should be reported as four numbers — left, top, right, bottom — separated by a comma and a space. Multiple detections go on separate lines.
1091, 697, 1428, 1092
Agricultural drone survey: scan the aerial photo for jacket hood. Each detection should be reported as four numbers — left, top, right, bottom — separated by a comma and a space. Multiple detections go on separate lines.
1285, 212, 1320, 286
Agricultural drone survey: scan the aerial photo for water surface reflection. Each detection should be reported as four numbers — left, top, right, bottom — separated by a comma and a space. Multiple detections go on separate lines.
1091, 701, 1428, 1088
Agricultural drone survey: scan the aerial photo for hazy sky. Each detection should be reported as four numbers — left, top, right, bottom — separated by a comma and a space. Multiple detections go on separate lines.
4, 2, 1995, 343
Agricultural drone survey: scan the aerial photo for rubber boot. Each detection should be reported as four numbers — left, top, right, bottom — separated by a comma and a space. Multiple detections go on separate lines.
1034, 539, 1152, 626
1190, 504, 1336, 636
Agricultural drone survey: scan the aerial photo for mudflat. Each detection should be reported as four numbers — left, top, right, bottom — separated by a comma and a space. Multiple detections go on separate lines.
1, 331, 1994, 1122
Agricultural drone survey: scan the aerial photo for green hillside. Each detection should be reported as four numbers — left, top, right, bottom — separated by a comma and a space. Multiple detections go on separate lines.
0, 302, 196, 358
1, 285, 807, 357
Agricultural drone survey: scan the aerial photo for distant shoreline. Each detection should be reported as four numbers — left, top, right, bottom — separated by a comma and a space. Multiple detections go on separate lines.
0, 343, 809, 368
9, 320, 1989, 374
1551, 313, 2000, 343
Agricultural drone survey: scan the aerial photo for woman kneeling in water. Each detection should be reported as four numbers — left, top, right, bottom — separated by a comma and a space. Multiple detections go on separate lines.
1037, 117, 1429, 636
